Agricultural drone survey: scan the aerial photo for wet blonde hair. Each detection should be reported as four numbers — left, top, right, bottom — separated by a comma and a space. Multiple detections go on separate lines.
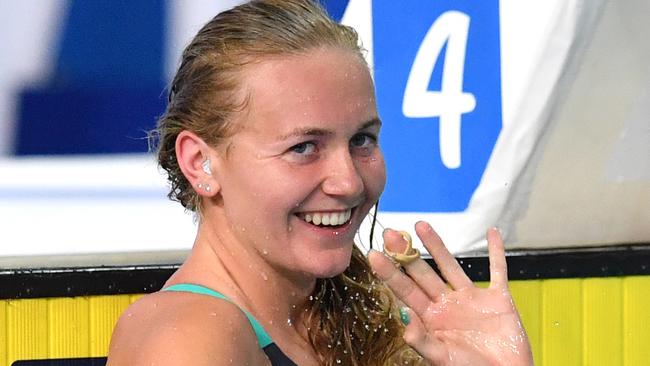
153, 0, 423, 364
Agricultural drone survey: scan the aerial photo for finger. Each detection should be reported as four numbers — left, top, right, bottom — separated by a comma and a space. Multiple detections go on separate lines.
401, 307, 445, 363
368, 250, 431, 316
383, 228, 410, 254
404, 259, 449, 301
383, 229, 448, 300
487, 227, 508, 288
415, 221, 473, 290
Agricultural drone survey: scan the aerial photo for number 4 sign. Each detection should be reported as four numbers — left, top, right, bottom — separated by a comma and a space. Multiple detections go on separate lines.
374, 1, 502, 212
403, 11, 476, 169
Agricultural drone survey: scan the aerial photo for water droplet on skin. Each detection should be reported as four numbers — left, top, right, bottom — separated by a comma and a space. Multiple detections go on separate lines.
261, 272, 268, 281
262, 249, 268, 255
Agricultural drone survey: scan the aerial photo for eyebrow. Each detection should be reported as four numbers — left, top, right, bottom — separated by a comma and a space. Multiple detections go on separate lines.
275, 118, 382, 141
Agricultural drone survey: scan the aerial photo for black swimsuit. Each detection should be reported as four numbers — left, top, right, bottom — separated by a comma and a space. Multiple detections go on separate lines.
163, 283, 298, 366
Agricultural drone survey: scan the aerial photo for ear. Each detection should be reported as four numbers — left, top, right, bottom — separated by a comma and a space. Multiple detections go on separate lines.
176, 130, 220, 197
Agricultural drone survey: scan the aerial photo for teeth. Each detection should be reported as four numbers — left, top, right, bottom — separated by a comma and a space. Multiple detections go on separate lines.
301, 209, 352, 226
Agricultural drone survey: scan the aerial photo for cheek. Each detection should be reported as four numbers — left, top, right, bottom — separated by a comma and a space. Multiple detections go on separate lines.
245, 166, 316, 212
361, 152, 387, 197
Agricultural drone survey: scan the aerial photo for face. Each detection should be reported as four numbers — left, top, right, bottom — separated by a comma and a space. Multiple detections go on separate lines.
212, 47, 386, 278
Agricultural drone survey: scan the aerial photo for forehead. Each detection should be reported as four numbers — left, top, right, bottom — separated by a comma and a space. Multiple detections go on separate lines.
237, 47, 377, 135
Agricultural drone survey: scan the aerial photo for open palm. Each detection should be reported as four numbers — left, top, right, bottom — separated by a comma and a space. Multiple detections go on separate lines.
368, 222, 533, 366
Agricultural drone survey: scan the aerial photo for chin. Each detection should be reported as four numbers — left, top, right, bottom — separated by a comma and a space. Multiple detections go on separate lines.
307, 250, 353, 279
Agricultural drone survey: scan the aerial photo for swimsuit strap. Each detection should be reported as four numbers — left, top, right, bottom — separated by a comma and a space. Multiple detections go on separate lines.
162, 283, 273, 348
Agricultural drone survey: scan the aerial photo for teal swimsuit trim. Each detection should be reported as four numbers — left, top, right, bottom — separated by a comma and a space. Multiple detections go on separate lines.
162, 283, 273, 348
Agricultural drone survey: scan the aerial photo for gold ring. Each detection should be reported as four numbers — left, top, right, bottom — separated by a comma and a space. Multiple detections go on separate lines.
384, 230, 421, 266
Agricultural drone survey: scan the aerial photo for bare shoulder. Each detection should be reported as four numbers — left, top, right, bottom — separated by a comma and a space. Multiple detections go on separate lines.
106, 290, 268, 366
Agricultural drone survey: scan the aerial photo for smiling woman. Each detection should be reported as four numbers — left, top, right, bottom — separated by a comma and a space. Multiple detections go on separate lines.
105, 1, 532, 365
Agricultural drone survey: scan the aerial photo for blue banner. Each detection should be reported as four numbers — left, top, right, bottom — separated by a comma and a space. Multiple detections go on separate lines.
373, 0, 502, 212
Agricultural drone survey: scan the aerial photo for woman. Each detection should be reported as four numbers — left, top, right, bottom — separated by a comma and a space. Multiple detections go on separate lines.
107, 1, 533, 365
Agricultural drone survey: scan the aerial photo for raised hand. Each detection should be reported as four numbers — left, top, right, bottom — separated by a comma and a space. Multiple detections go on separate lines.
368, 222, 533, 366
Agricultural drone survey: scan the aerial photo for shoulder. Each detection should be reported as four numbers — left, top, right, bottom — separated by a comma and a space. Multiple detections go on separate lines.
107, 290, 269, 366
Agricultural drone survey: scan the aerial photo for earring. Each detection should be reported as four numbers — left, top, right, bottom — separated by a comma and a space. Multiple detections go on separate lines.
197, 183, 211, 192
202, 158, 212, 176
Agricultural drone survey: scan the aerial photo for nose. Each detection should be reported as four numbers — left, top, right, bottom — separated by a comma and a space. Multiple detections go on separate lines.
321, 150, 364, 199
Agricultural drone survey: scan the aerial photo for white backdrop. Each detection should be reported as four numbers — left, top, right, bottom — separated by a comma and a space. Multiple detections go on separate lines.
2, 0, 647, 267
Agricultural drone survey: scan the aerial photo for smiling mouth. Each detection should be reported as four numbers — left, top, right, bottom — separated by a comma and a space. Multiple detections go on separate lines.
296, 208, 354, 228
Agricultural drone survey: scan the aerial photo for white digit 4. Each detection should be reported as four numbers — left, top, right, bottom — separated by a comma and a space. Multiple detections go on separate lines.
402, 11, 476, 169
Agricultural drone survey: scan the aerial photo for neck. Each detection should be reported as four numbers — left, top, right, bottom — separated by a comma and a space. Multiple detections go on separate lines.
175, 214, 319, 339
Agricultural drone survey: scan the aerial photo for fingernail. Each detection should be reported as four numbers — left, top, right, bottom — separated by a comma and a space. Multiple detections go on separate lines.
416, 221, 432, 232
399, 307, 410, 326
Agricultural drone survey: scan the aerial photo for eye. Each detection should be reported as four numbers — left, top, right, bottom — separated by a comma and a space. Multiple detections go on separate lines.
350, 133, 377, 149
290, 141, 317, 155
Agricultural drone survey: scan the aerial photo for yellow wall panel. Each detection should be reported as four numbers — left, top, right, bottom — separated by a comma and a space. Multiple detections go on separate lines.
541, 279, 583, 366
89, 295, 131, 357
48, 297, 90, 358
0, 301, 6, 366
510, 280, 542, 366
583, 277, 622, 366
623, 276, 650, 366
6, 299, 48, 364
2, 276, 650, 366
129, 294, 144, 304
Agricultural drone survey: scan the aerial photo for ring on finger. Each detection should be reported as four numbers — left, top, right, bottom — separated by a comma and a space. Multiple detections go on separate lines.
384, 231, 421, 266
